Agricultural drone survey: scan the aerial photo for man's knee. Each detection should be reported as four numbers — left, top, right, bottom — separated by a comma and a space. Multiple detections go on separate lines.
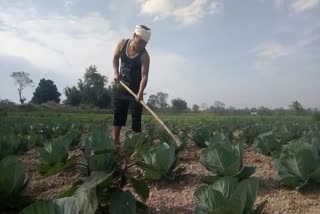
113, 98, 129, 127
132, 123, 141, 132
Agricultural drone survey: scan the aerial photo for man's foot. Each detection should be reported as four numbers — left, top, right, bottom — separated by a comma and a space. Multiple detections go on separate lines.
115, 141, 122, 150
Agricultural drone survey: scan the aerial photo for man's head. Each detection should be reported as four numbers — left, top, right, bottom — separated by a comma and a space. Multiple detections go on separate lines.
132, 25, 151, 52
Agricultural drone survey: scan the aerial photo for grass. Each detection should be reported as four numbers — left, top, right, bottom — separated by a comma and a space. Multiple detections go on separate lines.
1, 111, 312, 133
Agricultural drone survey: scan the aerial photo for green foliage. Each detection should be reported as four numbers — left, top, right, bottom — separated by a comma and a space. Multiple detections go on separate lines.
122, 130, 152, 158
79, 125, 116, 175
200, 141, 255, 182
144, 121, 172, 143
72, 65, 112, 109
128, 178, 149, 202
20, 171, 112, 214
312, 112, 320, 122
239, 123, 271, 145
109, 191, 136, 214
137, 142, 182, 181
0, 156, 28, 201
147, 92, 169, 111
289, 100, 306, 116
37, 131, 79, 175
171, 98, 188, 113
192, 104, 200, 113
20, 201, 61, 214
64, 86, 81, 106
0, 112, 316, 213
32, 79, 61, 104
0, 134, 21, 159
39, 135, 70, 165
194, 177, 266, 214
252, 123, 304, 156
273, 140, 320, 189
192, 123, 213, 148
253, 131, 282, 156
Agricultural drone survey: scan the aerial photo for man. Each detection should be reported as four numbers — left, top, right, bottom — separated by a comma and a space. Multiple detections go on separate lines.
112, 25, 151, 145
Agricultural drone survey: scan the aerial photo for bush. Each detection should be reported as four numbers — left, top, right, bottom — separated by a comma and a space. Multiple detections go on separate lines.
313, 112, 320, 122
17, 104, 38, 112
0, 111, 8, 117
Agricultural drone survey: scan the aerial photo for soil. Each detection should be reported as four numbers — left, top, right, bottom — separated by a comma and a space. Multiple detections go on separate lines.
18, 148, 83, 200
18, 140, 320, 214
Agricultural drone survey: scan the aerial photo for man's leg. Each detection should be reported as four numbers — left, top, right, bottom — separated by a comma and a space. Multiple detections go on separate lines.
113, 126, 122, 145
131, 99, 143, 132
113, 98, 129, 145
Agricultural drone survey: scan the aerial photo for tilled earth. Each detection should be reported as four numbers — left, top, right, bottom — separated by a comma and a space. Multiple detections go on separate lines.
19, 141, 320, 214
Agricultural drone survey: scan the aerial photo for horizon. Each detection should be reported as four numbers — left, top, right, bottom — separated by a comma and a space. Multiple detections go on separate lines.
1, 0, 319, 109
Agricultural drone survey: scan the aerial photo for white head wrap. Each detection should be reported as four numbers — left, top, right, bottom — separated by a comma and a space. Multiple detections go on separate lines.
135, 25, 151, 43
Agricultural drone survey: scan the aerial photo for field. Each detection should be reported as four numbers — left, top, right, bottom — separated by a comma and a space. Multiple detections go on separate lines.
1, 111, 320, 214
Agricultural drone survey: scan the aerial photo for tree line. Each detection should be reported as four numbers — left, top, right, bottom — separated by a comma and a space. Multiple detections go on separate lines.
7, 65, 319, 116
7, 65, 191, 112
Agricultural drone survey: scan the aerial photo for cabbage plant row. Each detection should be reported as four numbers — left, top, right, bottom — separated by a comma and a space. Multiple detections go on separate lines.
0, 121, 187, 214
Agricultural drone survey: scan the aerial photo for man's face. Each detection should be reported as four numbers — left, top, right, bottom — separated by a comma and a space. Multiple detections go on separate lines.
133, 34, 147, 52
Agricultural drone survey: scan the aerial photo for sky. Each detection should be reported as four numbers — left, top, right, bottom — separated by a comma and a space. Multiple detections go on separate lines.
0, 0, 319, 109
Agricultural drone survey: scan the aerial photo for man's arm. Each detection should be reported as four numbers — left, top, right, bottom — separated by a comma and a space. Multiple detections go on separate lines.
112, 39, 125, 82
137, 51, 150, 101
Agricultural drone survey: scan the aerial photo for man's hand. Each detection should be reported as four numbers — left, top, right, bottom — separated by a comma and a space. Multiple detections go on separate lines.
136, 91, 143, 103
114, 72, 121, 83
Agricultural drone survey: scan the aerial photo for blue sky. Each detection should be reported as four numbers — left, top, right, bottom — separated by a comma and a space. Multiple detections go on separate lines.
0, 0, 319, 109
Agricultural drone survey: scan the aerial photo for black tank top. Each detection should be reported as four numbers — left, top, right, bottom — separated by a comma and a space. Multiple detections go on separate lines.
119, 39, 145, 94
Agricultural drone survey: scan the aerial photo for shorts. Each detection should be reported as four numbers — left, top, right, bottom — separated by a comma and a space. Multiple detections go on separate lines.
113, 92, 143, 132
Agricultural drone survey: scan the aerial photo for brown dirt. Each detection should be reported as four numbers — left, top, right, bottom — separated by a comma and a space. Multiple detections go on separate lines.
19, 140, 320, 214
244, 146, 320, 214
18, 148, 83, 200
146, 142, 320, 214
146, 142, 206, 214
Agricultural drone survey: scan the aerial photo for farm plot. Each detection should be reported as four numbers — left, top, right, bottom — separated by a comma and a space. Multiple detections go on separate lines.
1, 114, 320, 214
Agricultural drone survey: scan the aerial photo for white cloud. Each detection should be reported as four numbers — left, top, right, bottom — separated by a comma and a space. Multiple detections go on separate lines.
64, 0, 74, 8
304, 22, 320, 36
250, 42, 290, 59
0, 5, 193, 102
273, 0, 319, 12
0, 7, 124, 79
274, 0, 287, 8
296, 33, 320, 47
290, 0, 320, 13
139, 0, 174, 20
137, 0, 223, 26
250, 29, 320, 74
249, 42, 290, 75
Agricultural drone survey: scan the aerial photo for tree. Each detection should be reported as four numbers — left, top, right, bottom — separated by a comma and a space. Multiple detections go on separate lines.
0, 99, 15, 105
32, 79, 61, 104
146, 92, 169, 111
157, 92, 169, 111
10, 71, 33, 104
213, 101, 225, 114
147, 94, 159, 110
192, 104, 200, 113
200, 103, 208, 111
227, 106, 236, 114
257, 106, 272, 116
64, 86, 81, 106
289, 100, 305, 115
78, 65, 108, 106
96, 89, 112, 109
106, 82, 117, 109
274, 108, 288, 116
171, 98, 188, 113
64, 65, 113, 109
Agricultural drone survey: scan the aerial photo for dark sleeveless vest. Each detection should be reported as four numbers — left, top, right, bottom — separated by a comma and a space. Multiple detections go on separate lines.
119, 39, 145, 94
